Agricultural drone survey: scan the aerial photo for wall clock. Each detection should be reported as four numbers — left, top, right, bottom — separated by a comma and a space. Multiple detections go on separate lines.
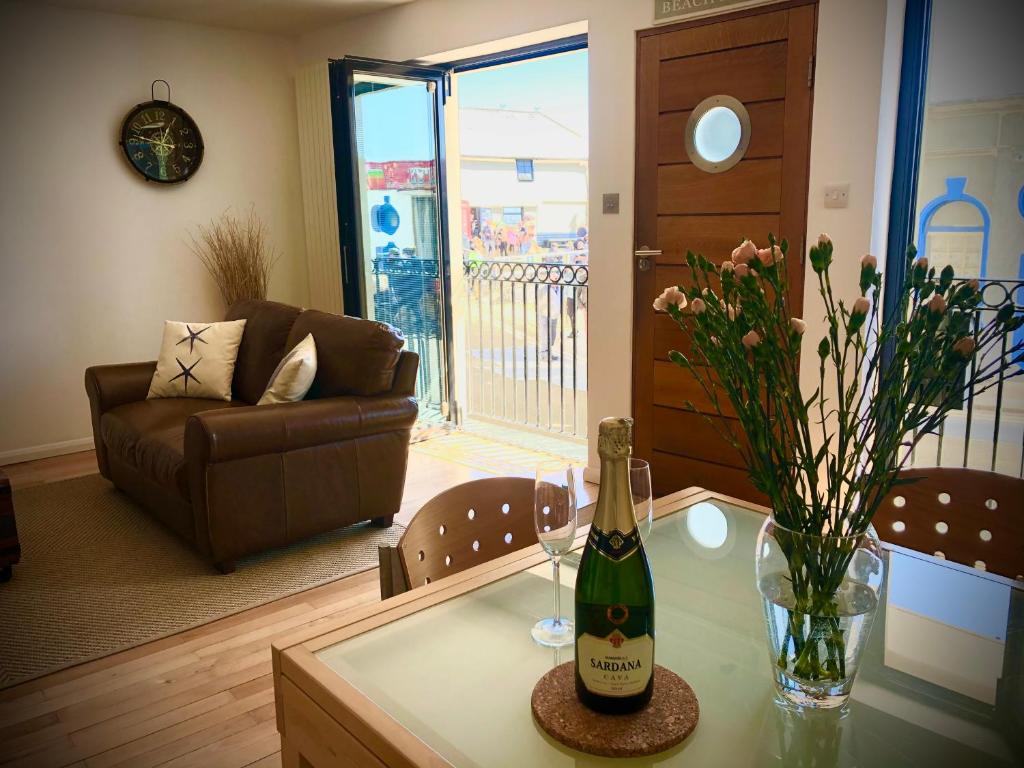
119, 80, 204, 184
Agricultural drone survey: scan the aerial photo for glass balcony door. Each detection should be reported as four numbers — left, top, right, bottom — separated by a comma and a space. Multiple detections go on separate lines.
330, 58, 452, 423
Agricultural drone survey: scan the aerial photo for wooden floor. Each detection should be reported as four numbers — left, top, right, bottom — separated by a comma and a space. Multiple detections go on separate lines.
0, 443, 591, 768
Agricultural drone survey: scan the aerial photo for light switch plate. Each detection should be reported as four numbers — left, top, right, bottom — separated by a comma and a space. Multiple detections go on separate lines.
602, 193, 620, 214
824, 183, 850, 209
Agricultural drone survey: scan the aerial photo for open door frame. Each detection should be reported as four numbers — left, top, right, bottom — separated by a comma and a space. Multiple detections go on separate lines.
328, 56, 455, 417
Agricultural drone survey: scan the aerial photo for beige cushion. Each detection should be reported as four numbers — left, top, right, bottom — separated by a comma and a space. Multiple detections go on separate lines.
258, 333, 317, 405
147, 319, 246, 401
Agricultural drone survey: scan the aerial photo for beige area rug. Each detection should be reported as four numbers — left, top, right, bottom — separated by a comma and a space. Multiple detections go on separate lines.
0, 474, 404, 690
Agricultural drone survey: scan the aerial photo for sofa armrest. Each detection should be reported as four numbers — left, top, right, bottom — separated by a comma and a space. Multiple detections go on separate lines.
185, 394, 418, 464
85, 361, 156, 478
85, 361, 156, 414
391, 351, 419, 397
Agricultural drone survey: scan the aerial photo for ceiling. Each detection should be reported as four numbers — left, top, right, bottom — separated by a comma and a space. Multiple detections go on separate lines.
32, 0, 417, 36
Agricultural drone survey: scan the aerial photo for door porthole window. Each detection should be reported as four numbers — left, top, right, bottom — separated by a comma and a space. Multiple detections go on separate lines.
684, 95, 751, 173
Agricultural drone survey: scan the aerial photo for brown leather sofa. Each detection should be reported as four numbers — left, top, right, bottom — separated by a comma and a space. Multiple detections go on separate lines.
85, 300, 419, 573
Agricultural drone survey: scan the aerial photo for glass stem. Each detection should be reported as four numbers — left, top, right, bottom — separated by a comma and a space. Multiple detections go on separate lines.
552, 558, 562, 626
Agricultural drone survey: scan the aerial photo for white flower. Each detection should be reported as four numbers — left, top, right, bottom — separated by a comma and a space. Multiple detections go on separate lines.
720, 260, 735, 273
653, 285, 687, 312
851, 296, 870, 315
927, 293, 946, 314
733, 263, 750, 279
742, 330, 761, 349
790, 317, 806, 335
732, 239, 757, 265
817, 233, 832, 247
861, 254, 877, 270
953, 337, 976, 356
690, 297, 706, 314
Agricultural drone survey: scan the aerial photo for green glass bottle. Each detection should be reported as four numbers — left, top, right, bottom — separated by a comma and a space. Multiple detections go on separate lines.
574, 416, 655, 713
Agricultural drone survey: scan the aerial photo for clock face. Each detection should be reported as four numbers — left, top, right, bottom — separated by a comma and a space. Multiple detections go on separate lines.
119, 101, 204, 184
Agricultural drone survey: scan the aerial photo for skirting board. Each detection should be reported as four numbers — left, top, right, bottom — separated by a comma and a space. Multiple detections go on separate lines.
0, 437, 94, 467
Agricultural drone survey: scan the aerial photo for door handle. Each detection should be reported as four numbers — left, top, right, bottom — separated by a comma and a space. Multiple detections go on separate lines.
635, 246, 661, 272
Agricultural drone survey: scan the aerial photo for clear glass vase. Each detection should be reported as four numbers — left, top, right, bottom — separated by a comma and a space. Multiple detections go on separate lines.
755, 515, 885, 710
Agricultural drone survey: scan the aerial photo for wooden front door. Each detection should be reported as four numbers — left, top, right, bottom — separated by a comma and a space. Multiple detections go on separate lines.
632, 1, 817, 500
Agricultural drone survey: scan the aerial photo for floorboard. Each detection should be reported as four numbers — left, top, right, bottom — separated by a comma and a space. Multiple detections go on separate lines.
0, 441, 594, 767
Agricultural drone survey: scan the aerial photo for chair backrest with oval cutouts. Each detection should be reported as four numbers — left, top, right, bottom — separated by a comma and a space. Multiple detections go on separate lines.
395, 477, 539, 592
875, 468, 1024, 580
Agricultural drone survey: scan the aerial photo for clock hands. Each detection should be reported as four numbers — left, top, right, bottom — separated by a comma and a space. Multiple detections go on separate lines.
160, 117, 177, 144
131, 119, 178, 157
132, 134, 174, 149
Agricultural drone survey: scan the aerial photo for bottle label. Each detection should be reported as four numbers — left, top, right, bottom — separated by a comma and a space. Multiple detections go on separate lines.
577, 629, 654, 697
588, 525, 640, 561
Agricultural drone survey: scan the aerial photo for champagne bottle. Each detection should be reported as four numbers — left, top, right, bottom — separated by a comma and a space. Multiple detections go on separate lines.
574, 416, 655, 713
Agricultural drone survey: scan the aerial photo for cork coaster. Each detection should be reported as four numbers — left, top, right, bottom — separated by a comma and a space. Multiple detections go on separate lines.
531, 662, 699, 757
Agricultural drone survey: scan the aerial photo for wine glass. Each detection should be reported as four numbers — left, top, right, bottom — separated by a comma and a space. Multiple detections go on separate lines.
630, 458, 654, 543
532, 464, 579, 647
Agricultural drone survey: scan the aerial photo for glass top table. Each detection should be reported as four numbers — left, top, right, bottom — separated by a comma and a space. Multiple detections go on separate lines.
277, 490, 1024, 768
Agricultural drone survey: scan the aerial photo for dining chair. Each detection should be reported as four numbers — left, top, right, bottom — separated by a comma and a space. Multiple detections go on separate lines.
874, 467, 1024, 580
379, 477, 537, 598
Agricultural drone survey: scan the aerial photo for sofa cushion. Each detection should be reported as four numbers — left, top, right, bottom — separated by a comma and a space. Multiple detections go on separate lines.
225, 299, 303, 405
286, 310, 404, 398
147, 319, 246, 401
101, 399, 242, 498
258, 333, 317, 405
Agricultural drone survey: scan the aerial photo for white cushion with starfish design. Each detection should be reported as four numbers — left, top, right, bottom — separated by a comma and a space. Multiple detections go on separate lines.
147, 319, 247, 401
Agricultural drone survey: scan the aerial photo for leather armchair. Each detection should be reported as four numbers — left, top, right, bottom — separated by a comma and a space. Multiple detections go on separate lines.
85, 300, 419, 572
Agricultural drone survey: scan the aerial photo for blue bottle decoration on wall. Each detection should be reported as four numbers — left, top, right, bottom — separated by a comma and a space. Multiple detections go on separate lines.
916, 177, 991, 277
371, 195, 400, 236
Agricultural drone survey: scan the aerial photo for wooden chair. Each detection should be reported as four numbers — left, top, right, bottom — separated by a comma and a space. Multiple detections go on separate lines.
379, 477, 537, 598
874, 468, 1024, 580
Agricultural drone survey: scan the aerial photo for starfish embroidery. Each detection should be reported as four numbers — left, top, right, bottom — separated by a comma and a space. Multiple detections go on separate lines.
169, 357, 202, 394
175, 324, 211, 355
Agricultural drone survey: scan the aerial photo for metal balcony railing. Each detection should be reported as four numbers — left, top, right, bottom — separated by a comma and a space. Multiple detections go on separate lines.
463, 255, 588, 438
371, 256, 446, 418
909, 276, 1024, 476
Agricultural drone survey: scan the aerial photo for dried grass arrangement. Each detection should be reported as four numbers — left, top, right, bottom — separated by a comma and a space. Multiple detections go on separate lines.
190, 207, 278, 308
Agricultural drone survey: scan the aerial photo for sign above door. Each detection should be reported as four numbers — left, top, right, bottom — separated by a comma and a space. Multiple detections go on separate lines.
654, 0, 761, 24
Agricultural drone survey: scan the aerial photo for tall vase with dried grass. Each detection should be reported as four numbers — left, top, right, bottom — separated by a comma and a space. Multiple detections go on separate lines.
190, 207, 278, 308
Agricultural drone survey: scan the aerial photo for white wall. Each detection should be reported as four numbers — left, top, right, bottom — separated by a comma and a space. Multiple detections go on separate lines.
0, 2, 309, 461
298, 0, 895, 473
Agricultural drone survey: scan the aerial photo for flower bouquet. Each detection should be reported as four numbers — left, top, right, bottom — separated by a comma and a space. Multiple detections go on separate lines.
656, 235, 1023, 708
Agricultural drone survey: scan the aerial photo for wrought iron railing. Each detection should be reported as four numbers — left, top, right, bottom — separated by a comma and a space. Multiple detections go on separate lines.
371, 257, 446, 417
463, 256, 588, 438
910, 277, 1024, 476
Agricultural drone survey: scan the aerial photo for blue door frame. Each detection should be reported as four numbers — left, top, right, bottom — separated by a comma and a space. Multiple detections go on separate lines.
881, 0, 933, 369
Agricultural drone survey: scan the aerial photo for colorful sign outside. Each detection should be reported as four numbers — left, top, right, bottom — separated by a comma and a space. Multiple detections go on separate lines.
366, 161, 436, 191
654, 0, 754, 22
